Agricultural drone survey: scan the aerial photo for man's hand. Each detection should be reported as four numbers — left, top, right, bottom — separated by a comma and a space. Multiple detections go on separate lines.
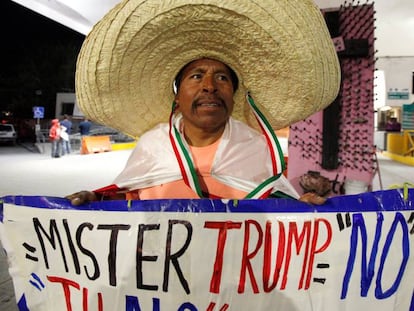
298, 192, 326, 205
66, 191, 98, 206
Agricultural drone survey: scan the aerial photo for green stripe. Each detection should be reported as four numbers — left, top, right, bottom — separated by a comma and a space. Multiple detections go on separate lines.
246, 94, 286, 171
245, 174, 281, 198
172, 118, 204, 198
268, 191, 297, 200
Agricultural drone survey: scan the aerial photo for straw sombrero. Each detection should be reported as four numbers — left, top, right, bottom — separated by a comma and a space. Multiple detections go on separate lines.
76, 0, 340, 138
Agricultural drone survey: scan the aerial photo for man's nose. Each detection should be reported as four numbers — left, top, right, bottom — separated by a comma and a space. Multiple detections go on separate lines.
202, 75, 217, 92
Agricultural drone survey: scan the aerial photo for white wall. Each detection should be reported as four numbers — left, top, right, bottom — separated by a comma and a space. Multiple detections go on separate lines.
376, 57, 414, 108
55, 92, 84, 118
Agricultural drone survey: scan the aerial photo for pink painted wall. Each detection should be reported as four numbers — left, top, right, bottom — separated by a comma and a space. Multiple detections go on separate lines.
288, 3, 376, 197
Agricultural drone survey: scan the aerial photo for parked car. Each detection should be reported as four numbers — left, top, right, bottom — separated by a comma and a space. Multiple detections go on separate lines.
71, 125, 135, 143
0, 124, 17, 144
88, 126, 135, 143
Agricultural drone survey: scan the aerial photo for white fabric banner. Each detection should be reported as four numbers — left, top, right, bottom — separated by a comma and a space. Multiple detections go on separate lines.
1, 190, 414, 310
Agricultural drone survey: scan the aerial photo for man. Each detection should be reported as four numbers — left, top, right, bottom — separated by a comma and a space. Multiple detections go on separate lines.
67, 0, 340, 204
60, 114, 72, 155
78, 118, 91, 136
385, 117, 401, 132
49, 119, 61, 158
69, 58, 301, 202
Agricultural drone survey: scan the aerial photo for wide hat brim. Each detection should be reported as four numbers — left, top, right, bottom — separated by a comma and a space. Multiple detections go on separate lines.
76, 0, 340, 137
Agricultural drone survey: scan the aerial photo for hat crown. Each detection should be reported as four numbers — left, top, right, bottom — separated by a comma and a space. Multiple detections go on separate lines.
76, 0, 340, 137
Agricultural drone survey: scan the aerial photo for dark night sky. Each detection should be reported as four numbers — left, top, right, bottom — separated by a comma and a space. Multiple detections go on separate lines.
0, 0, 85, 119
0, 0, 84, 54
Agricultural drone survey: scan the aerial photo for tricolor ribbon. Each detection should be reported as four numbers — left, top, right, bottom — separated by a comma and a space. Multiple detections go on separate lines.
169, 103, 204, 197
169, 93, 285, 199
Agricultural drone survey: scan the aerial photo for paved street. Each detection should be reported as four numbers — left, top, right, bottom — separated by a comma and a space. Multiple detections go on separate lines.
0, 143, 132, 311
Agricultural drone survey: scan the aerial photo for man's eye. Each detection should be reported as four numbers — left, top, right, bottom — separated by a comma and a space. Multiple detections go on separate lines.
217, 74, 229, 81
190, 73, 202, 79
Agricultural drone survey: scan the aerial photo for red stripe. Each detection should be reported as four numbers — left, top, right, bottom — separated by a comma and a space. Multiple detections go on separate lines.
253, 114, 278, 175
93, 184, 123, 197
259, 188, 273, 199
169, 114, 191, 188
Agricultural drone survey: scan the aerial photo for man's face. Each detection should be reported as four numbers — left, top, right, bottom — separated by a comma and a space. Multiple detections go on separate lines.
174, 58, 235, 133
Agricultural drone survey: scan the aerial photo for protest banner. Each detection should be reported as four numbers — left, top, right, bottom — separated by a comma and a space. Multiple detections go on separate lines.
1, 189, 414, 310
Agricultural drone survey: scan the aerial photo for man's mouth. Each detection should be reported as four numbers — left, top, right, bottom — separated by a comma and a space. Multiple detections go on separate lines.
197, 102, 220, 107
193, 97, 224, 108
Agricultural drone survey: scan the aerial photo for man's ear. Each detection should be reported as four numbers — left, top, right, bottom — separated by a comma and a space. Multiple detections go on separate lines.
174, 96, 180, 109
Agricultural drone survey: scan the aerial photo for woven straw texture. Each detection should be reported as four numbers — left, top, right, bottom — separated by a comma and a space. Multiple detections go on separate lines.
76, 0, 340, 137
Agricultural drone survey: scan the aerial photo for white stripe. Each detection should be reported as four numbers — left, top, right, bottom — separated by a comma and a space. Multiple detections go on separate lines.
170, 114, 200, 194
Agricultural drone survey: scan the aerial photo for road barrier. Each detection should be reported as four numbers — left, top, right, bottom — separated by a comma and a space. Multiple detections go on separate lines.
80, 135, 112, 154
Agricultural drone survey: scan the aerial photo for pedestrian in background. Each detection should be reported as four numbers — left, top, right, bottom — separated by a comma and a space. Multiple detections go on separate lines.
385, 117, 401, 132
79, 118, 91, 136
60, 114, 72, 154
60, 124, 70, 155
49, 119, 61, 158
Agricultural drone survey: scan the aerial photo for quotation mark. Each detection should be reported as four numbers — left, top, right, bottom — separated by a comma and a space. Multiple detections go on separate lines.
23, 242, 38, 262
407, 212, 414, 235
29, 273, 45, 291
336, 213, 351, 231
313, 263, 330, 285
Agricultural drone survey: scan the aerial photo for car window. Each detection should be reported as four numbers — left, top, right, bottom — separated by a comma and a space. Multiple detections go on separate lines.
0, 125, 13, 132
